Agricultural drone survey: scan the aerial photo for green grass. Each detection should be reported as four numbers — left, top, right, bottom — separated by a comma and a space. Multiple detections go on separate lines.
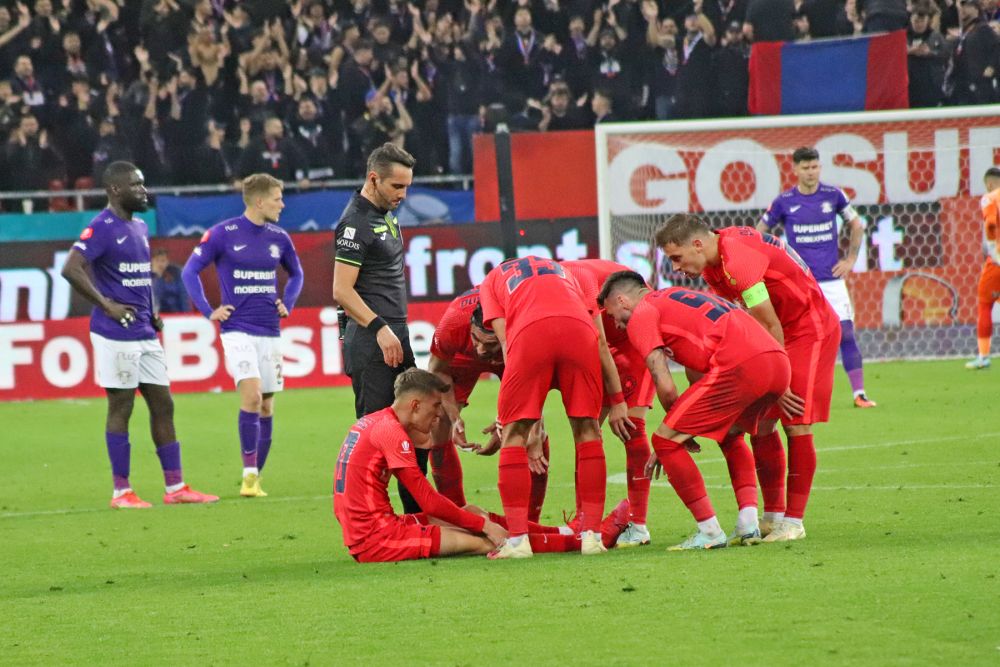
1, 360, 997, 665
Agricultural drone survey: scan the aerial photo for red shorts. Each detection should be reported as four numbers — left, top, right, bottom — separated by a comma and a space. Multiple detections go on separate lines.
602, 344, 654, 409
666, 350, 791, 442
776, 322, 841, 426
499, 317, 602, 423
351, 513, 442, 563
979, 260, 1000, 303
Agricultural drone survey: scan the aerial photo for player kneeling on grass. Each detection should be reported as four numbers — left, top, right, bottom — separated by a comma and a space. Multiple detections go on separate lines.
333, 369, 631, 562
599, 272, 792, 550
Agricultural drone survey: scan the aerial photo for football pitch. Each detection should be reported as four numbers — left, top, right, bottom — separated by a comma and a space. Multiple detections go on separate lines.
2, 359, 997, 665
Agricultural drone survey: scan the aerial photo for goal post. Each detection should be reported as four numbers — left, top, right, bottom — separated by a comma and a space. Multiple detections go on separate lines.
594, 107, 1000, 361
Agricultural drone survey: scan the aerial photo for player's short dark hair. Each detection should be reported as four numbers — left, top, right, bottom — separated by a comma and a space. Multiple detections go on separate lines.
984, 167, 1000, 180
792, 147, 820, 163
654, 214, 711, 247
597, 270, 646, 307
367, 143, 416, 177
103, 161, 139, 189
471, 303, 494, 332
152, 248, 169, 257
394, 368, 450, 398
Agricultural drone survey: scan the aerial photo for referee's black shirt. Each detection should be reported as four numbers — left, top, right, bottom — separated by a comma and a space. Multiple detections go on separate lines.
334, 190, 407, 321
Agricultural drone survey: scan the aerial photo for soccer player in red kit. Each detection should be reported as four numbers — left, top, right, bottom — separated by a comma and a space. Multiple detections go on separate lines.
656, 215, 841, 542
333, 368, 631, 561
599, 272, 792, 549
562, 259, 655, 547
479, 256, 607, 559
334, 369, 507, 561
427, 288, 550, 520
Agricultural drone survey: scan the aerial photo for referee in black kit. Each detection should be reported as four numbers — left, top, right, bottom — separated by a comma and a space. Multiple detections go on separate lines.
333, 143, 424, 510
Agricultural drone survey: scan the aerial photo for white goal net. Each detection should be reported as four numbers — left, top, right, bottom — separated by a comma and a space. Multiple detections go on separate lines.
595, 108, 1000, 360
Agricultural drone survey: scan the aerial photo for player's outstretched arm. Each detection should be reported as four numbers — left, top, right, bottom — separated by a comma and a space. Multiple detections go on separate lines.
395, 466, 488, 534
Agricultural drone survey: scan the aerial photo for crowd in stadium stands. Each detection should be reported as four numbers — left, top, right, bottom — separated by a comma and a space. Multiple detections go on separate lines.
0, 0, 997, 205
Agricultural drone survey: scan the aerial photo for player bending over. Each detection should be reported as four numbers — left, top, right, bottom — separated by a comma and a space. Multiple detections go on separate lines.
428, 291, 550, 520
563, 259, 655, 547
599, 271, 791, 550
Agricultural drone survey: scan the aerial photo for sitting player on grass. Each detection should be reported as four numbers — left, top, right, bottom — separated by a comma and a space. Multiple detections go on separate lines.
333, 368, 630, 562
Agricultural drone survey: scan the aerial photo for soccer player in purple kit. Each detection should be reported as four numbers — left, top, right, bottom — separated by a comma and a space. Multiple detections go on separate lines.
61, 161, 219, 509
758, 147, 877, 408
182, 174, 304, 498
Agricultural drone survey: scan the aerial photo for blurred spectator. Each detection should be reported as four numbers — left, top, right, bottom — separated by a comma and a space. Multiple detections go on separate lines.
289, 96, 340, 178
857, 0, 909, 32
540, 79, 589, 130
350, 85, 413, 160
591, 87, 619, 123
675, 8, 717, 119
498, 7, 547, 103
151, 248, 189, 314
642, 3, 680, 120
92, 115, 133, 185
191, 118, 235, 184
0, 79, 21, 142
715, 21, 750, 116
4, 113, 64, 203
440, 42, 482, 175
907, 2, 947, 108
0, 4, 31, 75
237, 115, 308, 182
793, 8, 812, 39
590, 28, 630, 117
9, 55, 48, 121
744, 0, 795, 41
944, 0, 999, 105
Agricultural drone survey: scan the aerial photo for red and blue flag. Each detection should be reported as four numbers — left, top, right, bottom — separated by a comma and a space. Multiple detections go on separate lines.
748, 30, 909, 115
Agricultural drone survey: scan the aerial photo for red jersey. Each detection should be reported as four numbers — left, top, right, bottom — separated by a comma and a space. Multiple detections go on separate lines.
333, 407, 421, 549
429, 287, 505, 378
702, 227, 837, 342
626, 287, 784, 374
561, 258, 632, 349
479, 255, 594, 348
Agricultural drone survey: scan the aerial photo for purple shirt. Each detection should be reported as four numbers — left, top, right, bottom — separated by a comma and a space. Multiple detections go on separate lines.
182, 216, 304, 337
72, 209, 157, 341
760, 184, 856, 282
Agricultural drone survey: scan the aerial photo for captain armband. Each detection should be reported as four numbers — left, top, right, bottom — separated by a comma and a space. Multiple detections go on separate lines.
741, 282, 770, 308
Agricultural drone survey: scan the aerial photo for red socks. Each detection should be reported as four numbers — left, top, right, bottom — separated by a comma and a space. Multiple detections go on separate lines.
650, 433, 714, 522
750, 430, 787, 514
528, 437, 550, 522
498, 447, 531, 536
718, 432, 758, 510
528, 533, 580, 553
430, 440, 466, 507
786, 434, 816, 520
575, 439, 607, 532
487, 512, 560, 534
624, 418, 651, 524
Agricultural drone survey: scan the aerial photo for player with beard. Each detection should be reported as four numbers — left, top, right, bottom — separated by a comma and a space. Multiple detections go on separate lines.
182, 174, 305, 497
61, 161, 219, 508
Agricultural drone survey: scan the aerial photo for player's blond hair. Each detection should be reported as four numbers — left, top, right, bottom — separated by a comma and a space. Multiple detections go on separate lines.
241, 173, 283, 206
393, 368, 450, 398
654, 214, 711, 247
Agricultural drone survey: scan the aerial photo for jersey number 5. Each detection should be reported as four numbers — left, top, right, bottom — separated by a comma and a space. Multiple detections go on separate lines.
668, 289, 736, 322
501, 257, 565, 294
334, 431, 361, 494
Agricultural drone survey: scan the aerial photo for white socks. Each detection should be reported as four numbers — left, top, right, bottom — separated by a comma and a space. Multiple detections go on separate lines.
697, 516, 723, 537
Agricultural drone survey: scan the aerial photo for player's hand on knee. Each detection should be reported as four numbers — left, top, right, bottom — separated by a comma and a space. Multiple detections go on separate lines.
608, 401, 634, 441
483, 519, 507, 547
475, 423, 501, 456
683, 438, 701, 453
527, 441, 548, 474
376, 326, 403, 367
210, 304, 235, 321
644, 452, 662, 480
777, 388, 806, 419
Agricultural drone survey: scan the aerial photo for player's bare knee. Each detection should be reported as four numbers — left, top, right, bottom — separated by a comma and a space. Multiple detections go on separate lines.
260, 393, 275, 417
568, 416, 601, 442
784, 423, 812, 437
